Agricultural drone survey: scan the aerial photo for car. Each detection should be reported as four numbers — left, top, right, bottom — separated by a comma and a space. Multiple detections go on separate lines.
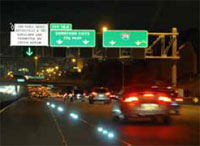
63, 90, 75, 102
151, 86, 183, 115
112, 85, 172, 124
74, 89, 86, 102
89, 87, 111, 104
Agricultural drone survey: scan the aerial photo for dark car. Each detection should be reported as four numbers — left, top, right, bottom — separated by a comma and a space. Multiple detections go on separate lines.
151, 86, 183, 115
74, 89, 86, 102
89, 87, 111, 104
63, 90, 75, 102
112, 85, 172, 124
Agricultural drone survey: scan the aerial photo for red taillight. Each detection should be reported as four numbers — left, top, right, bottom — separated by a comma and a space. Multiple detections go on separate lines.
83, 93, 86, 96
91, 92, 97, 96
105, 92, 111, 96
124, 96, 139, 102
158, 96, 172, 102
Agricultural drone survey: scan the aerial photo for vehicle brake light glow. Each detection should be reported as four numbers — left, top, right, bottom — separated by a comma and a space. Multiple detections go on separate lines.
158, 96, 171, 102
92, 92, 98, 96
105, 92, 111, 96
175, 98, 183, 102
124, 96, 139, 102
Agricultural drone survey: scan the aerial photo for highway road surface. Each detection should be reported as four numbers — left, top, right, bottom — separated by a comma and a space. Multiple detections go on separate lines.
1, 97, 200, 146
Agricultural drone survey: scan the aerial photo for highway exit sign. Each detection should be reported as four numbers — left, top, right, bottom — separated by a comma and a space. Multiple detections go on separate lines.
103, 30, 148, 48
50, 30, 96, 47
50, 23, 72, 30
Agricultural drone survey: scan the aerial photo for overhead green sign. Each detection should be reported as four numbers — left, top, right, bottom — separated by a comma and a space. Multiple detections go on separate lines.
50, 23, 72, 30
26, 47, 34, 56
103, 30, 148, 48
50, 30, 96, 47
24, 47, 35, 57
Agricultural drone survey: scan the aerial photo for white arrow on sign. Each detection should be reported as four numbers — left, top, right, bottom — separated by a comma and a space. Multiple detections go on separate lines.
83, 40, 89, 45
135, 40, 141, 46
109, 40, 116, 45
56, 39, 63, 44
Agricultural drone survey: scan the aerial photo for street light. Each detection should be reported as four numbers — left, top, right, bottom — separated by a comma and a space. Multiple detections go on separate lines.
34, 56, 39, 75
55, 66, 59, 70
72, 58, 76, 63
102, 26, 108, 31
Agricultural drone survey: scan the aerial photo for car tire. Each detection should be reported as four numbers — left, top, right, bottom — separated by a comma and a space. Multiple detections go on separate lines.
104, 100, 111, 104
89, 100, 94, 104
153, 115, 170, 125
70, 98, 74, 102
175, 110, 180, 115
163, 115, 171, 125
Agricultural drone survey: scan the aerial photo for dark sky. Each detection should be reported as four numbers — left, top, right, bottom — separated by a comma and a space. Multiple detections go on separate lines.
1, 0, 199, 32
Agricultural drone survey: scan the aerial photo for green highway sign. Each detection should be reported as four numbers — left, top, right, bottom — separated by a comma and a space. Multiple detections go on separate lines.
24, 47, 35, 57
50, 23, 72, 30
103, 30, 148, 48
26, 47, 34, 56
50, 30, 96, 47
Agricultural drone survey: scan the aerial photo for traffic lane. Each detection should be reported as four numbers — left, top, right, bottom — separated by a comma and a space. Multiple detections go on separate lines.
49, 100, 123, 146
57, 100, 200, 146
1, 97, 63, 145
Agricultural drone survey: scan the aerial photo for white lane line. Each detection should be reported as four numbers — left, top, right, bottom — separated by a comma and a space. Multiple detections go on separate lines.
0, 97, 27, 114
119, 139, 133, 146
50, 109, 68, 146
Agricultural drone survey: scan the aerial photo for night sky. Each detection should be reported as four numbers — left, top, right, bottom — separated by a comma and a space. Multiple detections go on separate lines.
1, 0, 199, 32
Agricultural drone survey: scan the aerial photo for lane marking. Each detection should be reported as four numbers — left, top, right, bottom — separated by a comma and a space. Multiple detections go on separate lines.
50, 109, 68, 146
119, 139, 133, 146
49, 101, 133, 146
0, 97, 27, 114
79, 116, 133, 146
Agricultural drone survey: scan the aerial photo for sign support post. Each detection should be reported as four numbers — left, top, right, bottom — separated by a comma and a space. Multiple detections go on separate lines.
172, 27, 178, 87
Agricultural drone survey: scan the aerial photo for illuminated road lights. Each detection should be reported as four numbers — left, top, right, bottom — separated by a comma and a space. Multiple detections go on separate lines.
57, 106, 64, 112
70, 113, 79, 119
103, 130, 108, 135
108, 132, 114, 138
97, 127, 103, 132
51, 104, 56, 108
46, 102, 50, 106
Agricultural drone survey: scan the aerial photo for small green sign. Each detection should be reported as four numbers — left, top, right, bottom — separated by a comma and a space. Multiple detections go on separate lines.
103, 30, 148, 48
26, 47, 34, 56
50, 23, 72, 30
50, 30, 96, 47
24, 47, 35, 57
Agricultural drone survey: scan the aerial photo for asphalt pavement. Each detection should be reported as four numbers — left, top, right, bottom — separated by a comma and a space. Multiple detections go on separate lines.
1, 97, 200, 146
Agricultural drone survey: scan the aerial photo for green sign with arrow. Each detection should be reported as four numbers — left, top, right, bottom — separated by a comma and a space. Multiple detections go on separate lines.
50, 30, 96, 47
103, 30, 148, 48
24, 47, 35, 57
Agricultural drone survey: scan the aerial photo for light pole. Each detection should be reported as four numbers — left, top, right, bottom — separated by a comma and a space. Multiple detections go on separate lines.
34, 56, 38, 75
121, 61, 125, 90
